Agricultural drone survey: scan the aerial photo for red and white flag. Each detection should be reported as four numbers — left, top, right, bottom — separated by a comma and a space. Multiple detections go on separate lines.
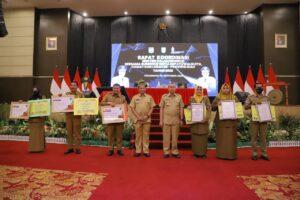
266, 63, 279, 94
82, 68, 92, 91
256, 65, 266, 85
233, 67, 244, 93
257, 65, 266, 93
61, 67, 72, 94
73, 67, 82, 92
244, 66, 255, 95
50, 66, 61, 95
92, 68, 102, 97
225, 67, 231, 87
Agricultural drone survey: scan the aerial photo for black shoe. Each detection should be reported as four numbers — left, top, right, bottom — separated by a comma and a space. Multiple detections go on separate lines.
261, 155, 270, 161
193, 154, 200, 158
64, 149, 74, 154
163, 154, 169, 158
134, 153, 141, 157
201, 155, 207, 159
117, 150, 124, 156
144, 153, 150, 157
252, 155, 258, 160
75, 149, 81, 154
107, 150, 114, 156
172, 154, 181, 158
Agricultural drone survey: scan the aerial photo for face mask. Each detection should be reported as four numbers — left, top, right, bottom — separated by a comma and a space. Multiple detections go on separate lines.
256, 87, 263, 94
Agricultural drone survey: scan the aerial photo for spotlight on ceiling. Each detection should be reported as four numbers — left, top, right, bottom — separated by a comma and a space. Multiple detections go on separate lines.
244, 11, 248, 14
83, 12, 88, 17
165, 10, 170, 15
124, 11, 128, 15
208, 10, 213, 14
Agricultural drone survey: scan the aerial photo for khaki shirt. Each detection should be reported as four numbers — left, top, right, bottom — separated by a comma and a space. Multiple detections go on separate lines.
101, 92, 127, 105
129, 93, 155, 123
66, 91, 83, 117
189, 96, 211, 111
245, 94, 270, 109
159, 93, 184, 125
66, 91, 83, 98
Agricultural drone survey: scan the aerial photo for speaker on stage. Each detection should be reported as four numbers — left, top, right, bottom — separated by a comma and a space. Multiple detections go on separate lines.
0, 0, 8, 37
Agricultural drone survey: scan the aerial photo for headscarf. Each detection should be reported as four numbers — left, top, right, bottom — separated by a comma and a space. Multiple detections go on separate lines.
217, 83, 235, 100
193, 85, 204, 103
29, 87, 42, 100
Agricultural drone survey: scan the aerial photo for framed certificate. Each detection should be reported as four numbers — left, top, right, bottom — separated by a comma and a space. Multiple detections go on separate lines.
74, 98, 99, 116
218, 100, 237, 120
191, 103, 205, 122
9, 102, 30, 119
101, 104, 127, 124
28, 99, 51, 117
256, 102, 272, 122
51, 95, 74, 113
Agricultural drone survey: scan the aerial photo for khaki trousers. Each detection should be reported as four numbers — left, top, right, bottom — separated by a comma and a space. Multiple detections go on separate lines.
134, 122, 150, 154
66, 114, 82, 150
106, 123, 124, 151
163, 124, 180, 155
250, 121, 268, 156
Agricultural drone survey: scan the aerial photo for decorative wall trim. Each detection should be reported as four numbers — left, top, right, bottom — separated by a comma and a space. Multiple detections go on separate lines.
0, 135, 66, 144
269, 140, 300, 147
0, 76, 64, 78
265, 75, 300, 78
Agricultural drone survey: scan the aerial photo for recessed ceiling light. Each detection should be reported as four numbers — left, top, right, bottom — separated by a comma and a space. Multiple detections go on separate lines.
208, 10, 213, 14
244, 11, 248, 14
83, 12, 88, 17
124, 11, 128, 15
165, 10, 170, 15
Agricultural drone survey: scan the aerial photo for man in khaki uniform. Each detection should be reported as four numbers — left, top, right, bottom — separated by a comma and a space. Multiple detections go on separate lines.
101, 84, 127, 156
159, 83, 184, 158
245, 82, 270, 161
64, 82, 83, 154
129, 81, 155, 157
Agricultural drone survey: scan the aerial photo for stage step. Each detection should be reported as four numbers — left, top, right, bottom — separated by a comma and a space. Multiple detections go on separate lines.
149, 132, 191, 140
149, 140, 191, 149
130, 105, 191, 149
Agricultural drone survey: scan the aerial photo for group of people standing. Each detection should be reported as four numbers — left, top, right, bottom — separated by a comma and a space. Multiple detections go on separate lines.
27, 80, 271, 161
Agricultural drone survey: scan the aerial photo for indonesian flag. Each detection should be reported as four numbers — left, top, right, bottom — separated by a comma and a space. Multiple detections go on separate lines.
82, 68, 92, 91
244, 66, 255, 95
225, 67, 231, 87
257, 65, 266, 85
73, 67, 82, 92
60, 67, 71, 94
92, 68, 102, 97
233, 67, 244, 93
257, 65, 266, 93
266, 64, 279, 94
50, 66, 61, 95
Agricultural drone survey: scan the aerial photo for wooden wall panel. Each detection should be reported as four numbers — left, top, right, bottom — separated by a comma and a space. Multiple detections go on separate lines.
0, 8, 34, 77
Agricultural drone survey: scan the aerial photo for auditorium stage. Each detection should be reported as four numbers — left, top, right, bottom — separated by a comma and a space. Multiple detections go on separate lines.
0, 141, 299, 199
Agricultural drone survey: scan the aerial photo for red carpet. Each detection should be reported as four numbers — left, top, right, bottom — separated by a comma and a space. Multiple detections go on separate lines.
0, 141, 300, 200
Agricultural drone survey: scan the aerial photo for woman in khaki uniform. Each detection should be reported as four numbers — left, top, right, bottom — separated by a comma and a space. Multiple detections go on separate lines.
212, 83, 239, 160
189, 86, 211, 159
28, 87, 45, 153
